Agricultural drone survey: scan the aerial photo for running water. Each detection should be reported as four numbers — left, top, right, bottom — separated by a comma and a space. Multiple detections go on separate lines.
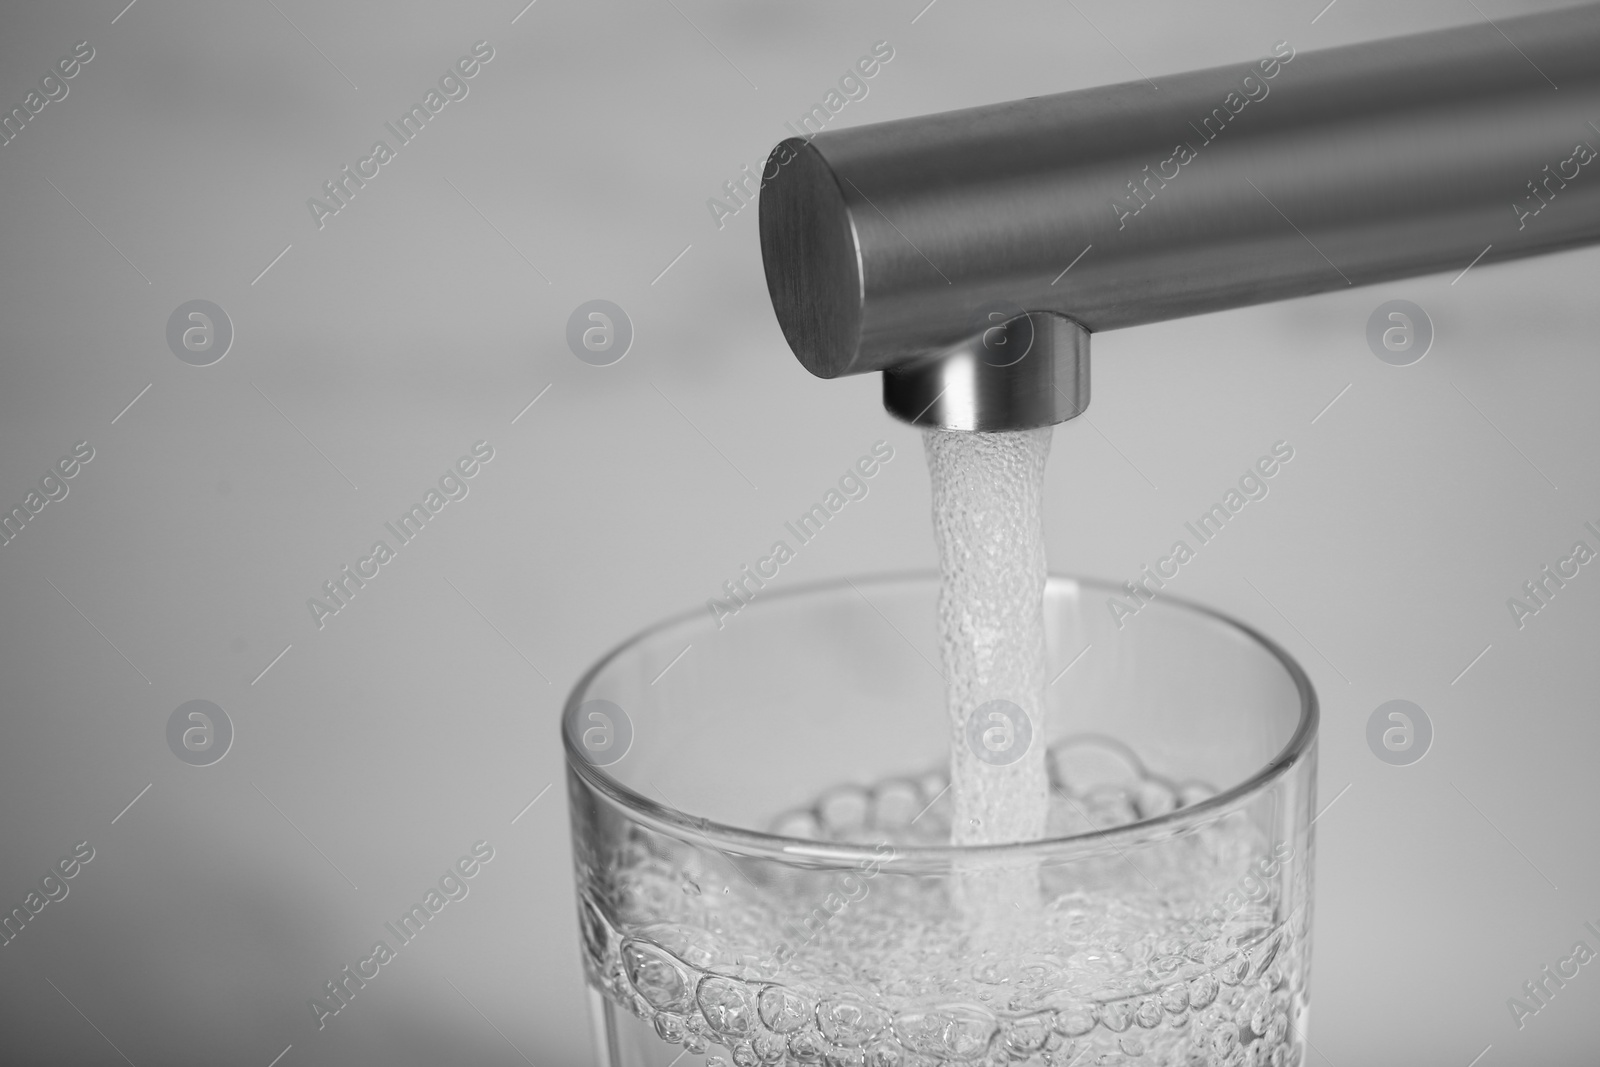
923, 427, 1054, 846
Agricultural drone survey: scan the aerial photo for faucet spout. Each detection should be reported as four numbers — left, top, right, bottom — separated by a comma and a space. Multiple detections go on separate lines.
759, 3, 1600, 430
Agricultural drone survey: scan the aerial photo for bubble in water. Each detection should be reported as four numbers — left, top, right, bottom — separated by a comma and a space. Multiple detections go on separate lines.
893, 1004, 996, 1058
1045, 1042, 1082, 1066
748, 1030, 787, 1062
1004, 1013, 1051, 1054
636, 922, 724, 970
623, 941, 693, 1012
789, 1029, 827, 1060
1187, 973, 1219, 1009
1220, 953, 1250, 986
1054, 1005, 1095, 1037
653, 1012, 686, 1043
1083, 786, 1139, 829
773, 809, 825, 840
872, 780, 925, 829
1049, 737, 1144, 795
697, 975, 757, 1037
1161, 984, 1189, 1015
1098, 1001, 1131, 1032
820, 786, 873, 836
866, 1038, 905, 1067
753, 1031, 787, 1063
1133, 778, 1179, 819
819, 996, 890, 1046
1249, 1000, 1272, 1038
759, 984, 813, 1032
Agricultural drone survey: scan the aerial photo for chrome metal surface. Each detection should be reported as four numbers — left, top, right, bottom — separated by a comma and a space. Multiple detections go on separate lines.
759, 3, 1600, 429
882, 312, 1089, 431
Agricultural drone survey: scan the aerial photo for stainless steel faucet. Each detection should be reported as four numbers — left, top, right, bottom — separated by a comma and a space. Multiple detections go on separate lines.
758, 4, 1600, 431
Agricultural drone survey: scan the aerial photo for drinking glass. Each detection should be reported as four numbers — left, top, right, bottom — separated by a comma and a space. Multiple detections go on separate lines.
564, 573, 1318, 1067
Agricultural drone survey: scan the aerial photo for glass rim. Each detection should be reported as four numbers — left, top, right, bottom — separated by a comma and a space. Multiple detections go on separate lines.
563, 570, 1318, 869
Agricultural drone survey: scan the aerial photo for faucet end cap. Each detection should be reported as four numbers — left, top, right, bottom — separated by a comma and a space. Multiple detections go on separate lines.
882, 312, 1090, 432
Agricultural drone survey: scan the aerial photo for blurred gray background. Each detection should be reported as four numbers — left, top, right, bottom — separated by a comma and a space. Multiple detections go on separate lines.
2, 0, 1598, 1063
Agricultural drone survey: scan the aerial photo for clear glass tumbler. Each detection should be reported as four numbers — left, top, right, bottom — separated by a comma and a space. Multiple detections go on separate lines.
564, 573, 1318, 1067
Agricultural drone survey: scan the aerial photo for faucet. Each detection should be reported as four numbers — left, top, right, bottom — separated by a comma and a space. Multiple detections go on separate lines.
758, 3, 1600, 431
